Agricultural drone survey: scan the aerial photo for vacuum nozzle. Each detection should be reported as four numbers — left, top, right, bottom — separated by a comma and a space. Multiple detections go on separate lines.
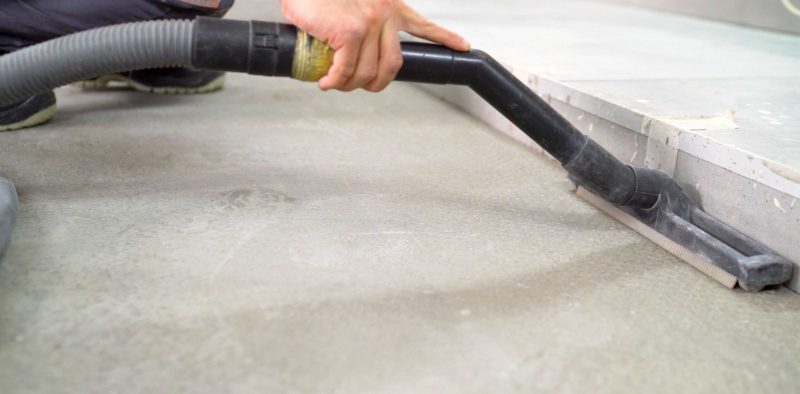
0, 17, 792, 291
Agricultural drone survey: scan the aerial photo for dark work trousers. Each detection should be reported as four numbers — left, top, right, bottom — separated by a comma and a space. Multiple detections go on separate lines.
0, 0, 235, 54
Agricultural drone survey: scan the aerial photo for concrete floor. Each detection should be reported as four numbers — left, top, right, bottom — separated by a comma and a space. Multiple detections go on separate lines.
0, 74, 799, 393
411, 0, 800, 291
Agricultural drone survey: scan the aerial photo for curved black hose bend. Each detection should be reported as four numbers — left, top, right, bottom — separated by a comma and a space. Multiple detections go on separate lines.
0, 17, 792, 289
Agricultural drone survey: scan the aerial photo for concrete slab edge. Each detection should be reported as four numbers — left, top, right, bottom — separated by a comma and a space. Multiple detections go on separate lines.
414, 64, 800, 293
505, 64, 800, 199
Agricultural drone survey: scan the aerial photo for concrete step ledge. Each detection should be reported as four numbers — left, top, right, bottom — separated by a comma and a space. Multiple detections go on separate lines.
416, 71, 800, 291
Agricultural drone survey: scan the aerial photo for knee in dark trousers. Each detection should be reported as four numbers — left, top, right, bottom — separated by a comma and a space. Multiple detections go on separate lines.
0, 0, 235, 53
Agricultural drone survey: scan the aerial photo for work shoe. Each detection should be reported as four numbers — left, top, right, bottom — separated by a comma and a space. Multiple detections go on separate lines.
78, 67, 225, 94
0, 91, 57, 132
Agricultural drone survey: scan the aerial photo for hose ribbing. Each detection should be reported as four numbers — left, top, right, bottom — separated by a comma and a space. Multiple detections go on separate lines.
0, 20, 195, 106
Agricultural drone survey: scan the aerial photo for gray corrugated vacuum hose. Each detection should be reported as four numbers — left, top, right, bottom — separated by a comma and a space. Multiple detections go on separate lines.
0, 20, 194, 106
0, 20, 194, 257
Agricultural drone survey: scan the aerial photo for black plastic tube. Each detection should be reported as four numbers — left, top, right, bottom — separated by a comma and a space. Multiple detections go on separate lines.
399, 46, 587, 164
192, 18, 296, 76
394, 43, 655, 208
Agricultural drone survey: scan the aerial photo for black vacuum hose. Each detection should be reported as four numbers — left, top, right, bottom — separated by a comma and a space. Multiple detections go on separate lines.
0, 20, 194, 106
0, 17, 792, 290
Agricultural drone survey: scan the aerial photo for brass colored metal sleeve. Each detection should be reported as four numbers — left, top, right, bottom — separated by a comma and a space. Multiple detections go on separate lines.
291, 31, 334, 82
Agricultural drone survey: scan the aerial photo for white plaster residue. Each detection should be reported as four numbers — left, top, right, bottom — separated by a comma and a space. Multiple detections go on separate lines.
774, 198, 787, 213
678, 133, 800, 199
764, 160, 800, 184
640, 117, 680, 175
783, 0, 800, 17
657, 109, 738, 131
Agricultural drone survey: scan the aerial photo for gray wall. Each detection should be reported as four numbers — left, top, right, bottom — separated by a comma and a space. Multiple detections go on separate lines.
608, 0, 800, 34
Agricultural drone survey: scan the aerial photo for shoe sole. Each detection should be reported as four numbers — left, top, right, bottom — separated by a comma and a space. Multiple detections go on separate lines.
75, 73, 226, 95
0, 104, 57, 132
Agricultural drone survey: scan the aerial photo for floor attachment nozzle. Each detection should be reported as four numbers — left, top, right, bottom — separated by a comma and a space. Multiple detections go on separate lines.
573, 169, 793, 291
0, 17, 793, 290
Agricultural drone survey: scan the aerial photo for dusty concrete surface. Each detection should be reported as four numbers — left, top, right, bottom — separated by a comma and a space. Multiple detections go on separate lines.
0, 74, 799, 393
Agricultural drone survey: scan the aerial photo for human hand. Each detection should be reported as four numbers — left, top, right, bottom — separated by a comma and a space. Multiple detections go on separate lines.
279, 0, 470, 92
